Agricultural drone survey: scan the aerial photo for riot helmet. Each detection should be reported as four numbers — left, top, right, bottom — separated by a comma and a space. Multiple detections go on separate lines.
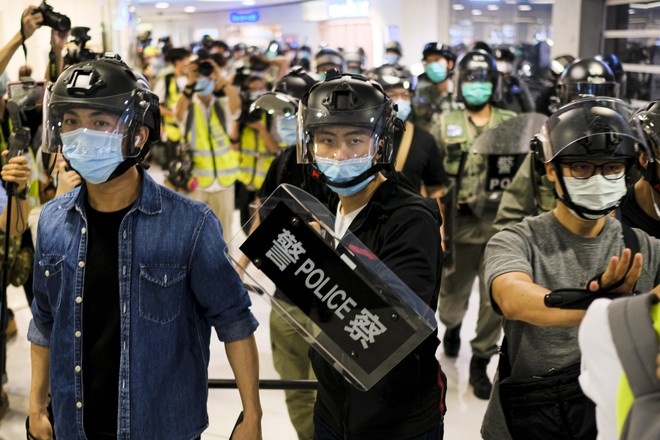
368, 64, 416, 121
297, 70, 398, 194
384, 41, 403, 65
422, 42, 457, 65
539, 97, 642, 219
556, 58, 619, 106
596, 53, 627, 99
421, 42, 456, 84
43, 54, 160, 183
315, 48, 346, 75
635, 100, 660, 195
456, 50, 500, 111
368, 64, 416, 92
343, 47, 367, 75
250, 67, 320, 146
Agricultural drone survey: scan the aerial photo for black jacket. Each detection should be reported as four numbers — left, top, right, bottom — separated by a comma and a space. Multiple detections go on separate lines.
311, 174, 447, 440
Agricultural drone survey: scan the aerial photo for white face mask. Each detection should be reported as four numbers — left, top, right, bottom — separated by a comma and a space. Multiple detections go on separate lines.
563, 173, 627, 219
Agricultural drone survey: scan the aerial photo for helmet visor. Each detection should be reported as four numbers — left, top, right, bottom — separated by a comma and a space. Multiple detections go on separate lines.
566, 81, 620, 101
542, 97, 643, 162
42, 88, 154, 157
296, 101, 389, 164
250, 92, 298, 117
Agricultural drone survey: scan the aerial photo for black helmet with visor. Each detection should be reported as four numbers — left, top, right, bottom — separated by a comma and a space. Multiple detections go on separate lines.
43, 54, 160, 159
540, 97, 643, 219
297, 70, 398, 187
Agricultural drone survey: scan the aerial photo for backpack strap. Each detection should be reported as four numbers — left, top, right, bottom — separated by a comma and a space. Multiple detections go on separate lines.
212, 99, 227, 132
608, 293, 660, 398
395, 121, 414, 172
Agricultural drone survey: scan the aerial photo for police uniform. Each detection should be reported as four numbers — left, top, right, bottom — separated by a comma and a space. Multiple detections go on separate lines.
412, 74, 463, 133
434, 106, 515, 360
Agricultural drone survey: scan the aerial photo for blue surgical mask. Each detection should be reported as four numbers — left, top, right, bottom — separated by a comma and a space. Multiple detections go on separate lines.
61, 128, 124, 184
425, 61, 448, 83
315, 156, 375, 196
276, 116, 298, 146
394, 99, 412, 121
461, 82, 493, 107
195, 77, 215, 97
384, 53, 400, 65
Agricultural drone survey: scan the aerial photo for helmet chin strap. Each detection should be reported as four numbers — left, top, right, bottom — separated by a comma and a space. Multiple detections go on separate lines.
311, 162, 389, 188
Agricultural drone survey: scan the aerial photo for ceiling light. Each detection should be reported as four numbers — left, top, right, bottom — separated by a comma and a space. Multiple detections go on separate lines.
487, 4, 499, 10
243, 0, 256, 4
471, 9, 483, 15
518, 4, 532, 11
184, 5, 196, 12
453, 4, 465, 10
155, 2, 169, 8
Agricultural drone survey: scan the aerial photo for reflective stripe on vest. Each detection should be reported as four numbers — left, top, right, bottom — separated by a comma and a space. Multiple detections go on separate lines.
237, 113, 277, 190
188, 101, 238, 188
163, 75, 182, 142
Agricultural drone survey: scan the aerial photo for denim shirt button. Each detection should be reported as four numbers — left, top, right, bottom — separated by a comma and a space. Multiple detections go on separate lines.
75, 365, 81, 373
122, 230, 127, 239
78, 261, 85, 268
81, 227, 87, 234
75, 331, 81, 338
75, 296, 82, 304
76, 402, 82, 409
44, 270, 50, 278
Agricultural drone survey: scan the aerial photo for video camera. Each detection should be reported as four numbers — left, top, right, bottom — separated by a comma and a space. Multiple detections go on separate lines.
64, 27, 102, 65
166, 146, 198, 193
32, 0, 71, 33
6, 78, 46, 112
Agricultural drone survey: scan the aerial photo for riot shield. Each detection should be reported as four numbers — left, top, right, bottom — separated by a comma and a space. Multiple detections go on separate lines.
467, 112, 547, 219
228, 184, 437, 391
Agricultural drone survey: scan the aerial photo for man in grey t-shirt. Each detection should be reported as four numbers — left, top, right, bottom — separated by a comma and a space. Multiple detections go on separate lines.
481, 97, 660, 440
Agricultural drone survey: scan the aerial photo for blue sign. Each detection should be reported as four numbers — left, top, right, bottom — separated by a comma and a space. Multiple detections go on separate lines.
230, 10, 260, 23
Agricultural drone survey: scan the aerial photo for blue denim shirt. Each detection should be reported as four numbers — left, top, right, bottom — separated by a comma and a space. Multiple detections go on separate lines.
28, 170, 259, 439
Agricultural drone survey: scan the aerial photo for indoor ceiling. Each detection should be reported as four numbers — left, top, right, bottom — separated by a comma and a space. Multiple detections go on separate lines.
132, 0, 309, 15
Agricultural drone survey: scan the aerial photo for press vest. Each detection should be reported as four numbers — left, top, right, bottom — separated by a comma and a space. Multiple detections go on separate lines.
188, 100, 238, 188
163, 74, 183, 142
615, 302, 660, 436
237, 113, 280, 190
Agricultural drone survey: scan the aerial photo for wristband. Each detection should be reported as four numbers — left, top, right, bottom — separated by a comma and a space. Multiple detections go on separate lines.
15, 184, 29, 200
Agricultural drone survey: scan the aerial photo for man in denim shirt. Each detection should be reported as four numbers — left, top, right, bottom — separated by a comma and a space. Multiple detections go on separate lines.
27, 55, 262, 439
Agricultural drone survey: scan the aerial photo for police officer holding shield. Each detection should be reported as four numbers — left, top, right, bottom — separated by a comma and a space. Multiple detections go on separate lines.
298, 70, 447, 439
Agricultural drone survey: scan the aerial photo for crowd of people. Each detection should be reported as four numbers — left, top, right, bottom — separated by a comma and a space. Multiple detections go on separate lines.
0, 3, 658, 440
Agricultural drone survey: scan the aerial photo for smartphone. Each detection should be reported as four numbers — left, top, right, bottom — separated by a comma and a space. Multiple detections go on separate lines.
6, 79, 46, 109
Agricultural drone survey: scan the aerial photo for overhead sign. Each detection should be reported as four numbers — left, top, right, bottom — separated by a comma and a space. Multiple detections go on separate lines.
229, 10, 260, 23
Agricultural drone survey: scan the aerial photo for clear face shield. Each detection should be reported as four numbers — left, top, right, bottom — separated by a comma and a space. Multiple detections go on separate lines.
251, 91, 299, 146
296, 101, 391, 165
42, 87, 153, 159
542, 97, 642, 163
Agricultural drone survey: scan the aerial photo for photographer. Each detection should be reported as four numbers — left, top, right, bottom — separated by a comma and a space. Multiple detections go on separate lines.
0, 6, 43, 76
233, 74, 281, 233
174, 53, 241, 243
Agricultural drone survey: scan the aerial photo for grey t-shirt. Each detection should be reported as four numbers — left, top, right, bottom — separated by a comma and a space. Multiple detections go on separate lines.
481, 211, 660, 439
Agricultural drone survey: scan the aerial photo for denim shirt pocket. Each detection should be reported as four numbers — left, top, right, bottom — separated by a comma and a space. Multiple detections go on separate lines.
139, 265, 187, 324
37, 255, 65, 311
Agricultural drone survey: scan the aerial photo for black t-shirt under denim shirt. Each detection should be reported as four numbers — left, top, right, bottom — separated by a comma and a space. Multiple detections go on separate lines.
82, 200, 131, 439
